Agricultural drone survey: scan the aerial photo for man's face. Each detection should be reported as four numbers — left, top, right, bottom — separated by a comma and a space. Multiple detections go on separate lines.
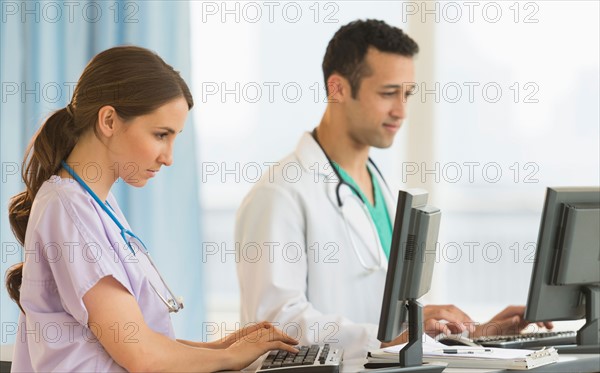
343, 48, 416, 149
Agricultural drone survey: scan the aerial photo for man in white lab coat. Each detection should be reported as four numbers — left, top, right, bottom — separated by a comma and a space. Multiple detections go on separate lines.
235, 19, 550, 358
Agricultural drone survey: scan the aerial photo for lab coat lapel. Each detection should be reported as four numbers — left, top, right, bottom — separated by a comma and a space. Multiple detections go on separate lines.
295, 132, 389, 269
337, 183, 386, 267
295, 132, 333, 176
295, 132, 340, 211
369, 163, 396, 223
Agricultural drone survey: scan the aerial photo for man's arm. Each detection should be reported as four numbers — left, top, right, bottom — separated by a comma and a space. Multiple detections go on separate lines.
235, 183, 384, 358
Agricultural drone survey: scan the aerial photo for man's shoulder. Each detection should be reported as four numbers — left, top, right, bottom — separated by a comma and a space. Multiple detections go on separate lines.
241, 132, 332, 207
253, 151, 310, 189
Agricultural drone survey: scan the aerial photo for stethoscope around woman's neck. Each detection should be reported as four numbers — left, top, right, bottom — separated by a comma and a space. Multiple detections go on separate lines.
61, 161, 137, 255
60, 161, 184, 313
310, 128, 389, 273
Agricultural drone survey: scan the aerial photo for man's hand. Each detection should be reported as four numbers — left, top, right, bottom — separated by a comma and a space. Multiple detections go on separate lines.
472, 305, 554, 338
380, 330, 409, 348
423, 304, 477, 337
383, 305, 477, 342
380, 304, 475, 348
380, 304, 555, 348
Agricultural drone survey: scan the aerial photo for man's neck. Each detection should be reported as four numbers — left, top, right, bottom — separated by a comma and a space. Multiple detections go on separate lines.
316, 111, 370, 177
316, 110, 374, 204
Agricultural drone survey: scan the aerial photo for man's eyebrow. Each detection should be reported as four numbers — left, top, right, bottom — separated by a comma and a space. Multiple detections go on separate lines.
381, 83, 415, 89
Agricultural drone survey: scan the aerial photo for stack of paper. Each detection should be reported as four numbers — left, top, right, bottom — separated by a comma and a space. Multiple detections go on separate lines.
367, 335, 559, 370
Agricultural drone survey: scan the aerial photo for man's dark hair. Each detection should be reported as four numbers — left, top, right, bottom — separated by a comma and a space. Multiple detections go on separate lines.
322, 19, 419, 98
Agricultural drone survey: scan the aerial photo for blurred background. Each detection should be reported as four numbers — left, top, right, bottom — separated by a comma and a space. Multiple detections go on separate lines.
2, 1, 599, 346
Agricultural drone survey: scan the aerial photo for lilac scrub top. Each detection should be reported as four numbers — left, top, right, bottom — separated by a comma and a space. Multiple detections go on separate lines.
11, 176, 176, 372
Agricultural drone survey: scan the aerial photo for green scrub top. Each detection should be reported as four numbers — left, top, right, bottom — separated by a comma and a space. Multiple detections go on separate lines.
333, 163, 392, 258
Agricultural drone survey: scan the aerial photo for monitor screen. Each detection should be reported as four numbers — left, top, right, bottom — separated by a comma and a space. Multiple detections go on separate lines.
378, 189, 441, 343
525, 186, 600, 347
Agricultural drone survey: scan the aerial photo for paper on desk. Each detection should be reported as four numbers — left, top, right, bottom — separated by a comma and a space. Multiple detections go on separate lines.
369, 335, 559, 370
379, 334, 542, 360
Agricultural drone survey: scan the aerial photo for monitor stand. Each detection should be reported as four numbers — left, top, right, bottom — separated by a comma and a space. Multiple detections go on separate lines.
556, 286, 600, 354
365, 300, 445, 373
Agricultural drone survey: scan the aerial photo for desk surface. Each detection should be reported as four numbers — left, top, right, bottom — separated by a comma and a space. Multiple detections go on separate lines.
4, 343, 598, 373
344, 354, 600, 373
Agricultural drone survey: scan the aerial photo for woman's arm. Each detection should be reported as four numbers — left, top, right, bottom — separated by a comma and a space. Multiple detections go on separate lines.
84, 276, 297, 372
177, 321, 280, 349
176, 339, 220, 349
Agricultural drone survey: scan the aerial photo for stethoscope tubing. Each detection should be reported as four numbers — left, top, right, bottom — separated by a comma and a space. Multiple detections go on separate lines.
60, 161, 183, 313
310, 130, 389, 273
311, 129, 389, 207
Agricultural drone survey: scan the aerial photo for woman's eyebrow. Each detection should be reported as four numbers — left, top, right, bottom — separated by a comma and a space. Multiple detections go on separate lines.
155, 126, 182, 134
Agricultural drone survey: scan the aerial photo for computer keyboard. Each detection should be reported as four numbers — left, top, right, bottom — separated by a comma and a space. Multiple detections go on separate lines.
473, 331, 577, 349
256, 344, 343, 373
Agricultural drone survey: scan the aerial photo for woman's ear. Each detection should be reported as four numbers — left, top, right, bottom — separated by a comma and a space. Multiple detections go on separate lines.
96, 106, 118, 138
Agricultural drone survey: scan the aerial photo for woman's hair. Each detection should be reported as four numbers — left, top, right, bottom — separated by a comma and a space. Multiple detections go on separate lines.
6, 46, 194, 312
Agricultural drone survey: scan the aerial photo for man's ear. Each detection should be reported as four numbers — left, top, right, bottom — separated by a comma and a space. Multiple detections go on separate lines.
326, 74, 351, 104
96, 105, 119, 138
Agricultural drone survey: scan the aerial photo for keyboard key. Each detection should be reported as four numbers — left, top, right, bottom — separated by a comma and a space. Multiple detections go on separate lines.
257, 344, 343, 373
473, 331, 577, 349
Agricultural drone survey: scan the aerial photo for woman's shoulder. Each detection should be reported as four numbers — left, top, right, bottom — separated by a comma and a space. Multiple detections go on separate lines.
24, 176, 130, 271
30, 175, 125, 234
34, 175, 95, 214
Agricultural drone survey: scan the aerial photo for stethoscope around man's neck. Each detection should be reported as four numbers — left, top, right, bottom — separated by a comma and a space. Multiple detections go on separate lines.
310, 128, 390, 206
310, 128, 389, 273
60, 161, 184, 313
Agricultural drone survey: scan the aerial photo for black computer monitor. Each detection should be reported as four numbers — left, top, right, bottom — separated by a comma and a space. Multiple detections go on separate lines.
525, 186, 600, 352
375, 189, 443, 372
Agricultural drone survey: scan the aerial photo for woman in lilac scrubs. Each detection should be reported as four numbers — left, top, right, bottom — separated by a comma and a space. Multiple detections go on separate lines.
6, 46, 297, 372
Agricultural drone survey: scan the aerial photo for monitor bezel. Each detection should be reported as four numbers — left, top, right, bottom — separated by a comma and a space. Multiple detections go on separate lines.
378, 189, 440, 343
525, 186, 600, 322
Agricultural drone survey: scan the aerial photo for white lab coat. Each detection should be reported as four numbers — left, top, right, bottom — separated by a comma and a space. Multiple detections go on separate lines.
235, 132, 397, 358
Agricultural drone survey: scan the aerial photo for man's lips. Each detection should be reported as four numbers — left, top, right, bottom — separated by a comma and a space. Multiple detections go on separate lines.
383, 123, 401, 132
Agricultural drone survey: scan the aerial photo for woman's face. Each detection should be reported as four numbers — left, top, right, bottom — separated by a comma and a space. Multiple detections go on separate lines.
109, 97, 189, 187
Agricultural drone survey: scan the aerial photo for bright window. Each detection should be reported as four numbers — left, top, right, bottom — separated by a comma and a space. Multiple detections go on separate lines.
190, 1, 599, 338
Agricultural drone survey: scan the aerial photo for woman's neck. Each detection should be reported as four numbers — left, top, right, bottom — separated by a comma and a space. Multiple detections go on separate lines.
58, 134, 117, 201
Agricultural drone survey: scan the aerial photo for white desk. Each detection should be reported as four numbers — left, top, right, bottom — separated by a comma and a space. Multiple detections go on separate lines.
4, 341, 598, 372
343, 354, 600, 372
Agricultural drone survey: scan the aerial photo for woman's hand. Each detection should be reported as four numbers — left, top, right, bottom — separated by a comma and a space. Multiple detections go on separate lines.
211, 321, 277, 349
223, 322, 299, 371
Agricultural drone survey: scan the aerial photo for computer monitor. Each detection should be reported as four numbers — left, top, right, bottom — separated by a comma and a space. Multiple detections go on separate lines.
525, 186, 600, 352
376, 189, 443, 372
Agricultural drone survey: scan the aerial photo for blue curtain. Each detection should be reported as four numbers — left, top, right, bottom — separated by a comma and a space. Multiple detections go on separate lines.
1, 0, 204, 342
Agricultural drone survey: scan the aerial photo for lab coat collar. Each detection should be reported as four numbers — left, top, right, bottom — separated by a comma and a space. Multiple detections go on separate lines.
294, 131, 396, 219
295, 132, 335, 177
294, 132, 394, 268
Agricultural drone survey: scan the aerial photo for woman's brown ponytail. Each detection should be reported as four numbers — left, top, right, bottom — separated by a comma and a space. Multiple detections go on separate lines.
6, 107, 76, 312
